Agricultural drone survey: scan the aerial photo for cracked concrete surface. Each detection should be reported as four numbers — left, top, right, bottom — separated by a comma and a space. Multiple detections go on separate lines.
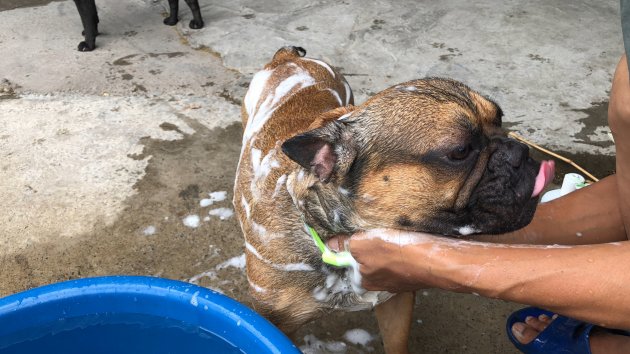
183, 0, 620, 156
0, 0, 621, 353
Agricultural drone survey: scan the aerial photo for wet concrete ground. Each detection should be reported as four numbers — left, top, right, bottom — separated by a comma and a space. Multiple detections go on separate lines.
0, 0, 621, 353
0, 0, 63, 12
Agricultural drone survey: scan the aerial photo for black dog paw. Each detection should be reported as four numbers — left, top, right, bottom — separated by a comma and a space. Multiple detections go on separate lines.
163, 16, 178, 26
78, 41, 95, 52
189, 19, 204, 29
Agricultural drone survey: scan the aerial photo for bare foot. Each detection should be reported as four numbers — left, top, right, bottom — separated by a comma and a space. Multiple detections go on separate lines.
510, 313, 556, 344
511, 314, 630, 354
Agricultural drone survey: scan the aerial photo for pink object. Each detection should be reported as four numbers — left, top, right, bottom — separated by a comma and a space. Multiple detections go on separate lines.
532, 160, 555, 198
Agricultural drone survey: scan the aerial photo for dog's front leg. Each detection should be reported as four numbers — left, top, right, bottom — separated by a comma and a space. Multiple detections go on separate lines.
163, 0, 179, 26
375, 291, 414, 354
73, 0, 98, 51
184, 0, 204, 29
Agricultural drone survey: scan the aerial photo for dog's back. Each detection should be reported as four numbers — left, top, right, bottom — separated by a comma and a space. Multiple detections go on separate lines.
234, 46, 353, 332
239, 46, 352, 147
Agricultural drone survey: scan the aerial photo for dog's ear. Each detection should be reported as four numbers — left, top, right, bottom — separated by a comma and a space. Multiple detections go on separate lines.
282, 107, 356, 183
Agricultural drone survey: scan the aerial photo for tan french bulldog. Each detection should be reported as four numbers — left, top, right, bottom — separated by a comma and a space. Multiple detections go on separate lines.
233, 46, 553, 353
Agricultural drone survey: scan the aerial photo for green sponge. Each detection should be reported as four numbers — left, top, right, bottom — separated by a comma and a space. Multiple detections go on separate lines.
305, 224, 355, 267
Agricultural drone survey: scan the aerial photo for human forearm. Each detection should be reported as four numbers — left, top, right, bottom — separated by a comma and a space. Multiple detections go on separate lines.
416, 238, 630, 329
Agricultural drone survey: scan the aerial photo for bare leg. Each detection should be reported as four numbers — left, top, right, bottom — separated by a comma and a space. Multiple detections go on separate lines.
375, 292, 414, 354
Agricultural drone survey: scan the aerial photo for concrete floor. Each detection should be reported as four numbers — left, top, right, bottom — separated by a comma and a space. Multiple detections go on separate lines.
0, 0, 621, 352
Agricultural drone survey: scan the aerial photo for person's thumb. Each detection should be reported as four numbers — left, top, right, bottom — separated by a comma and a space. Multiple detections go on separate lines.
326, 234, 351, 252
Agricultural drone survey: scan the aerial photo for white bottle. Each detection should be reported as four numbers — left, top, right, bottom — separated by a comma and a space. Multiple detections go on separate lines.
540, 173, 587, 203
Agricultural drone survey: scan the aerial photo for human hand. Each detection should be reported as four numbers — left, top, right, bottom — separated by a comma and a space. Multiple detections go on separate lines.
327, 230, 466, 292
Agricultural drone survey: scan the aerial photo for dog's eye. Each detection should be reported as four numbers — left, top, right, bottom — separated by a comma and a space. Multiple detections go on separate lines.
448, 144, 472, 161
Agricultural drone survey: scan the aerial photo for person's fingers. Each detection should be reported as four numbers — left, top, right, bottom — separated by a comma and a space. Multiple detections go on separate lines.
325, 234, 351, 252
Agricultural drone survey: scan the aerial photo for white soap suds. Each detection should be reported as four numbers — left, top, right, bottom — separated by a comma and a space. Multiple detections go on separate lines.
337, 112, 352, 121
302, 58, 336, 77
246, 241, 314, 271
251, 221, 267, 236
312, 259, 392, 309
343, 81, 352, 105
208, 191, 227, 202
208, 208, 234, 220
217, 254, 246, 270
188, 270, 216, 284
272, 174, 287, 198
241, 196, 251, 219
343, 329, 374, 346
278, 263, 314, 271
361, 193, 375, 202
251, 148, 262, 173
360, 229, 428, 247
312, 286, 328, 301
327, 88, 343, 106
300, 334, 347, 354
333, 210, 341, 224
245, 241, 264, 260
199, 199, 213, 207
254, 150, 280, 182
183, 214, 200, 228
248, 278, 267, 293
189, 253, 246, 285
243, 69, 315, 142
457, 225, 478, 236
244, 69, 272, 118
286, 176, 297, 204
143, 225, 156, 235
190, 291, 200, 307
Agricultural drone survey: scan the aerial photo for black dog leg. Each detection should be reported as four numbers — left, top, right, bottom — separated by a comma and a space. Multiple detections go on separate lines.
163, 0, 179, 26
184, 0, 204, 29
73, 0, 98, 51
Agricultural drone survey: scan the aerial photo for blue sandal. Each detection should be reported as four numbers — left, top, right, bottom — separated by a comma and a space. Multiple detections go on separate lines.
507, 307, 598, 354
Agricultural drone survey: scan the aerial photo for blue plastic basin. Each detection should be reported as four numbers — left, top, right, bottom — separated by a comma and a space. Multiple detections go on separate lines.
0, 276, 299, 354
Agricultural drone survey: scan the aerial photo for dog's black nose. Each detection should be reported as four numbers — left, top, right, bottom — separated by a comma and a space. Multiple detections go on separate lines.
493, 137, 529, 168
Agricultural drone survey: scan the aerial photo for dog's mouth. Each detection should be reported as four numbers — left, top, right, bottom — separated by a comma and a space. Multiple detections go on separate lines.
531, 160, 555, 198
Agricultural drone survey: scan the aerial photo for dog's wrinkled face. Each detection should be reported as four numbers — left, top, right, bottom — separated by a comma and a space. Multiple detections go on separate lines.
283, 78, 548, 236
